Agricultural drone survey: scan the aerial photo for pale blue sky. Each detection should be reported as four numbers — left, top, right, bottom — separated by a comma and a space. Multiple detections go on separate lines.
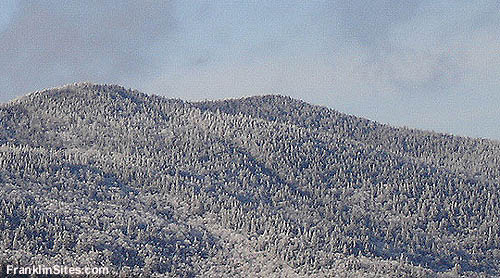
1, 1, 499, 140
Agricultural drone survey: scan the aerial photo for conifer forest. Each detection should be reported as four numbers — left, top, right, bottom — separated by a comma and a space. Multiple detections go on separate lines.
1, 83, 500, 277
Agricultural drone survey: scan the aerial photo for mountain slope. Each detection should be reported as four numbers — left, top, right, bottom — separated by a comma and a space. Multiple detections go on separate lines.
195, 96, 500, 184
0, 83, 499, 277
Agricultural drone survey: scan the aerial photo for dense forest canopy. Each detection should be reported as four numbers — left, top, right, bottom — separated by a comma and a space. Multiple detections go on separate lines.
1, 83, 499, 277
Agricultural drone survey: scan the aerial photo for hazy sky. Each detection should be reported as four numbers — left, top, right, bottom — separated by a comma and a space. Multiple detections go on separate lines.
1, 1, 499, 140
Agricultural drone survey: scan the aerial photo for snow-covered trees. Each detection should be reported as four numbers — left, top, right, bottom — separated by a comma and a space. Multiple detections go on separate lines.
0, 83, 499, 277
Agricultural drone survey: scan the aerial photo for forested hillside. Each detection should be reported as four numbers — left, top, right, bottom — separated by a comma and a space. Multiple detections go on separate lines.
1, 83, 499, 277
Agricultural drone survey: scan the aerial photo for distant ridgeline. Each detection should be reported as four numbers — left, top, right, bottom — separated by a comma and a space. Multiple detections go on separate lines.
0, 83, 499, 277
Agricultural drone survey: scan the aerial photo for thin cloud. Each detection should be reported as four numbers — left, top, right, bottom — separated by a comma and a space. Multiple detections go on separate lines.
0, 0, 175, 100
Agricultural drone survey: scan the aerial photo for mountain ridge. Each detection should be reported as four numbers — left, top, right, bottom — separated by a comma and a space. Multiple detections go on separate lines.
1, 83, 499, 277
194, 94, 500, 184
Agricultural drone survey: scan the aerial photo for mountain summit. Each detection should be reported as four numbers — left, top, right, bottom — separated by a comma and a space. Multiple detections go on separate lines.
1, 84, 499, 277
